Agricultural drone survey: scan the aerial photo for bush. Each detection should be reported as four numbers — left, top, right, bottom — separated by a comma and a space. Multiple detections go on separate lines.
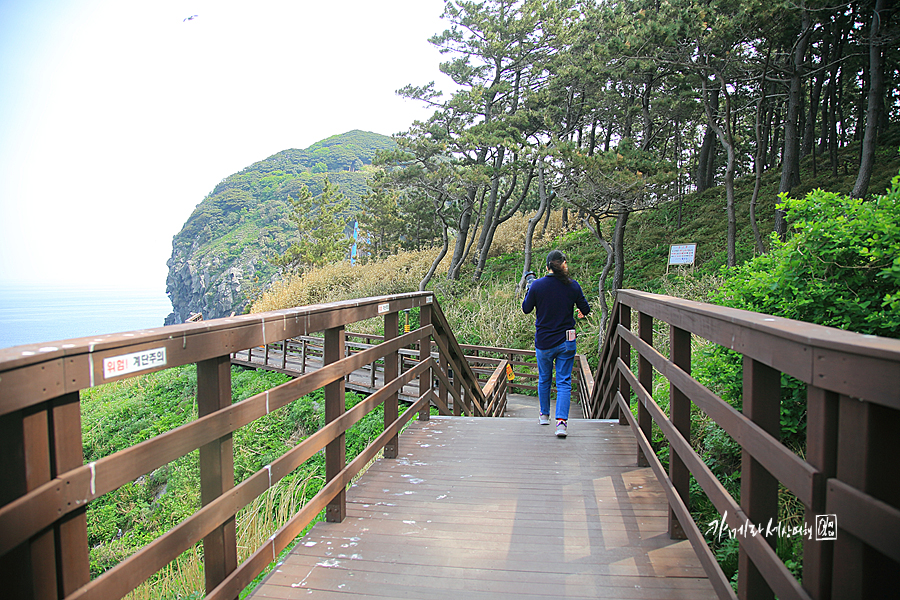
710, 170, 900, 338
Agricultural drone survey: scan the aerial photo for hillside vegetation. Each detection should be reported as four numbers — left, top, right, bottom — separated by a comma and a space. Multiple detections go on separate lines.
165, 130, 396, 324
253, 144, 900, 351
84, 150, 899, 598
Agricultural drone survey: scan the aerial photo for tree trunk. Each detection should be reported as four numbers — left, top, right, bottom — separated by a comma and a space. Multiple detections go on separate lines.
705, 75, 737, 267
803, 26, 830, 157
777, 9, 812, 238
584, 216, 613, 350
420, 215, 449, 291
446, 189, 475, 280
769, 100, 782, 170
852, 0, 887, 199
612, 210, 629, 292
751, 48, 772, 255
475, 160, 532, 281
641, 75, 654, 151
473, 150, 505, 280
518, 162, 550, 295
696, 128, 715, 192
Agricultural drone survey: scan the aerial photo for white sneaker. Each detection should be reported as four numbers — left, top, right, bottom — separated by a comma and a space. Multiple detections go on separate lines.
556, 421, 567, 437
539, 414, 550, 425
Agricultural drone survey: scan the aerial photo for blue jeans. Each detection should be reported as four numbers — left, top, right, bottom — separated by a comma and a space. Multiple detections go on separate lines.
536, 339, 576, 420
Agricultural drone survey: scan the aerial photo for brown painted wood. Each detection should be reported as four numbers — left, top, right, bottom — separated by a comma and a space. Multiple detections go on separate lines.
383, 312, 399, 459
0, 409, 33, 599
198, 356, 238, 598
324, 326, 347, 523
831, 396, 899, 599
618, 290, 900, 410
0, 293, 436, 416
739, 358, 781, 600
637, 312, 652, 467
0, 329, 433, 556
51, 392, 90, 598
669, 324, 690, 541
618, 365, 811, 600
22, 405, 57, 600
616, 306, 631, 424
417, 304, 432, 422
248, 417, 718, 600
617, 392, 737, 600
620, 326, 816, 507
803, 386, 837, 600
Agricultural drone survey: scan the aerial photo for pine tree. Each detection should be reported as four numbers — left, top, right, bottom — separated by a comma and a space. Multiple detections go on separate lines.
271, 177, 352, 273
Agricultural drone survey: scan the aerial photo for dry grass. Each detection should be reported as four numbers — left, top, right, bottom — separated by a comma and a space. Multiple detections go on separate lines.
252, 248, 451, 314
251, 209, 572, 317
659, 271, 727, 304
488, 209, 573, 258
122, 472, 322, 600
441, 280, 536, 349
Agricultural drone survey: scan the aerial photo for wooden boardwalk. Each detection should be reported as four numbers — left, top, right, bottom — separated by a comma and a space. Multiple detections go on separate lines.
248, 416, 717, 599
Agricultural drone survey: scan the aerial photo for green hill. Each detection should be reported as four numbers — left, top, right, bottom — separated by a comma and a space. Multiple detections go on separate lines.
165, 130, 396, 324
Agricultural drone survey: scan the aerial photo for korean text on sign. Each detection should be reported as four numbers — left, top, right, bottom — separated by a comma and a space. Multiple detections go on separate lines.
668, 243, 697, 265
103, 347, 168, 379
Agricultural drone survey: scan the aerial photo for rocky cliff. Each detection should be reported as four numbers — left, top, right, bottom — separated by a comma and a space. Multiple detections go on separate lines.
164, 130, 395, 324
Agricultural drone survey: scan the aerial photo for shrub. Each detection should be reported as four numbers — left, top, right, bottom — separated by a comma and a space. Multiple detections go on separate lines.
710, 170, 900, 338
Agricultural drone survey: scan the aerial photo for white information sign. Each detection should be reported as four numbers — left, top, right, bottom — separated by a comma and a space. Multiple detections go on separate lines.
103, 347, 167, 379
668, 243, 697, 265
378, 303, 390, 314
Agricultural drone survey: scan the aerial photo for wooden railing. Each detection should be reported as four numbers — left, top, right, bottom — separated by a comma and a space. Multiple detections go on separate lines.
236, 334, 592, 408
587, 290, 900, 600
0, 292, 509, 600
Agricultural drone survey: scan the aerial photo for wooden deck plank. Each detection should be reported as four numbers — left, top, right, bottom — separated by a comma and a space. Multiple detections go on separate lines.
248, 417, 719, 599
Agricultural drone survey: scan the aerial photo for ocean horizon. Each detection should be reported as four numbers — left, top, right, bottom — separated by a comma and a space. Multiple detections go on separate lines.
0, 284, 173, 349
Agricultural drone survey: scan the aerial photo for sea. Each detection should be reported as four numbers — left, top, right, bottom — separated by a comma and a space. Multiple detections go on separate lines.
0, 285, 174, 350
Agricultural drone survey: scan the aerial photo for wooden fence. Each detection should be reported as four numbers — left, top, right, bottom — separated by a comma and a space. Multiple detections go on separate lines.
234, 333, 590, 407
0, 292, 508, 600
587, 290, 900, 600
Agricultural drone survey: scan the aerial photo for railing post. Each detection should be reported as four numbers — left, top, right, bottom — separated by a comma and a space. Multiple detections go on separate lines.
198, 356, 238, 599
383, 312, 399, 459
440, 348, 449, 413
738, 357, 780, 600
637, 312, 653, 467
281, 340, 288, 370
324, 326, 347, 522
669, 325, 691, 540
832, 396, 898, 598
803, 386, 837, 600
51, 393, 91, 598
418, 303, 432, 421
1, 404, 57, 600
617, 303, 631, 424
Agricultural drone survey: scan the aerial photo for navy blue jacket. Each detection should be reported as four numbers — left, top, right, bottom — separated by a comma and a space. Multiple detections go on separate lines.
522, 274, 591, 350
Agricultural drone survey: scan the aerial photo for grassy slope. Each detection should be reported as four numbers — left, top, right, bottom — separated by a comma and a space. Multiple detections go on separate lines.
84, 140, 899, 596
472, 141, 900, 358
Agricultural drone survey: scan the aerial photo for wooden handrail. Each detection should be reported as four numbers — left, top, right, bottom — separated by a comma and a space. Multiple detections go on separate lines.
0, 292, 511, 600
482, 359, 509, 417
597, 289, 900, 600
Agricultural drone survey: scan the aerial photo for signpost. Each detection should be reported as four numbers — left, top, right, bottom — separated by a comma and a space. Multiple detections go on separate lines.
667, 243, 697, 274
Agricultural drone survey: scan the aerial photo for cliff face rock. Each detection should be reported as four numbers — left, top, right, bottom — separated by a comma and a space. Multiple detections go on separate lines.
164, 130, 395, 323
165, 258, 253, 324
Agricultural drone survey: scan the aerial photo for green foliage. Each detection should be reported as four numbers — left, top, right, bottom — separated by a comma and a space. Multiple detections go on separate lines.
270, 177, 353, 273
357, 181, 403, 259
81, 364, 387, 582
711, 172, 900, 338
168, 131, 397, 319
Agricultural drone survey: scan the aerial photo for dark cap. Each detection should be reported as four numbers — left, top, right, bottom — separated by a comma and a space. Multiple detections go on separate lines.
546, 249, 567, 268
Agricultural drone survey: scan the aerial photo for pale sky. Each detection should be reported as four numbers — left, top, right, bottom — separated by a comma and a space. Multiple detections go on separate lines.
0, 0, 451, 292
